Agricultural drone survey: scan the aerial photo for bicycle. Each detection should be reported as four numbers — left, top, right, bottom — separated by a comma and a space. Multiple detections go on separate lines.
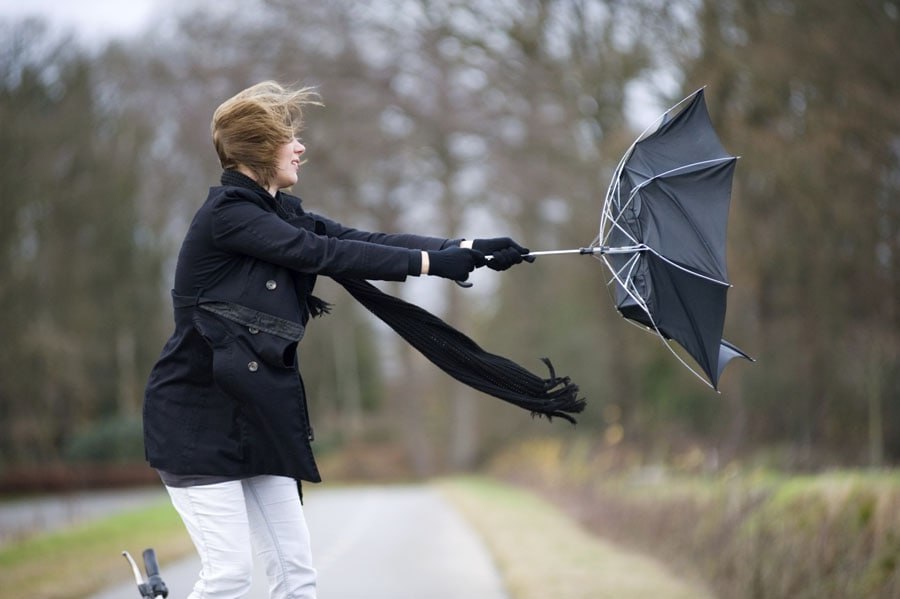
121, 548, 169, 598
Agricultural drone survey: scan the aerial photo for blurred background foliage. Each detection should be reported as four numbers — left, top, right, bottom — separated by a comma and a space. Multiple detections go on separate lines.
0, 0, 897, 477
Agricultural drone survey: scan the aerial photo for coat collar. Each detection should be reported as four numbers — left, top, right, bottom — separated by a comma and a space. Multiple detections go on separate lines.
221, 169, 271, 196
220, 169, 303, 218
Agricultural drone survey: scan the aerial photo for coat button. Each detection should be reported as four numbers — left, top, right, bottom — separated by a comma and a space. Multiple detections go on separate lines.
265, 280, 277, 290
247, 361, 259, 372
248, 326, 259, 334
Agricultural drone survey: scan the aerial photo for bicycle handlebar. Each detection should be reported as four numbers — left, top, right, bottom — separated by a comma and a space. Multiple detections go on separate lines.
122, 548, 168, 598
143, 549, 169, 598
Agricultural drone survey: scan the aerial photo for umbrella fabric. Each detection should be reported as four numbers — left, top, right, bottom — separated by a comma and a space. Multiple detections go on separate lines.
334, 276, 585, 423
604, 89, 751, 389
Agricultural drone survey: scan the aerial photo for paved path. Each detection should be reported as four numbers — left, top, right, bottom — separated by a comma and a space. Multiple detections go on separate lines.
91, 485, 508, 599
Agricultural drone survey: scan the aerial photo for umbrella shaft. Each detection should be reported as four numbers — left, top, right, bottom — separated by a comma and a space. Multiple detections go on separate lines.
525, 247, 599, 257
523, 246, 643, 257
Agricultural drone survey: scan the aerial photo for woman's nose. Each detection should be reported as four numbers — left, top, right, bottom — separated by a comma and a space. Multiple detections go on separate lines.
295, 140, 306, 155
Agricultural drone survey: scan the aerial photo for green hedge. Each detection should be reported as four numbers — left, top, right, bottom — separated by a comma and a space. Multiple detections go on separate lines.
490, 438, 900, 599
62, 416, 144, 463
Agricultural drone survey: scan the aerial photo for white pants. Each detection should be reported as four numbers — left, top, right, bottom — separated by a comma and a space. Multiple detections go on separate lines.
165, 475, 316, 599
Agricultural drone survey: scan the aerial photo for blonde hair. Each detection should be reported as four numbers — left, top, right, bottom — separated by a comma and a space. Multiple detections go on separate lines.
211, 81, 321, 188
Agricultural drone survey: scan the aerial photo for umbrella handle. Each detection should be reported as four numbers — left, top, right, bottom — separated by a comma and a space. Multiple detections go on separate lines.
453, 247, 602, 288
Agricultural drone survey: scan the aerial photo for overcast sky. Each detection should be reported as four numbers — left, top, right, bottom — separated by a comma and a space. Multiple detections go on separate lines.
0, 0, 166, 42
0, 0, 668, 127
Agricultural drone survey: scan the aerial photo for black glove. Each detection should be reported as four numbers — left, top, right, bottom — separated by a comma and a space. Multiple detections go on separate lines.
427, 247, 486, 281
472, 237, 534, 271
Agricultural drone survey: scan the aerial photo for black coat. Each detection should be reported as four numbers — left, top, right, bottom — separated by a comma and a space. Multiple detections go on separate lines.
143, 170, 451, 482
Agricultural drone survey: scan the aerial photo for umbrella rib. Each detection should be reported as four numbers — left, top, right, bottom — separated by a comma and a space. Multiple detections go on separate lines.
621, 158, 735, 222
601, 158, 735, 252
601, 255, 716, 390
600, 181, 642, 249
653, 187, 726, 281
629, 157, 735, 193
601, 254, 650, 315
605, 159, 736, 286
657, 335, 717, 390
644, 247, 730, 287
606, 251, 644, 290
657, 259, 721, 389
618, 157, 735, 215
599, 87, 707, 244
605, 212, 641, 248
601, 153, 639, 245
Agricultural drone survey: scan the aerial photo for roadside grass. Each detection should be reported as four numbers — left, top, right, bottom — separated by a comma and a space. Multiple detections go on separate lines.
438, 476, 714, 599
4, 474, 714, 599
489, 437, 900, 599
0, 499, 192, 599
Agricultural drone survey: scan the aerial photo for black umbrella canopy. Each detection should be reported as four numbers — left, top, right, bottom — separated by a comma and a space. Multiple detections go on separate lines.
601, 88, 752, 389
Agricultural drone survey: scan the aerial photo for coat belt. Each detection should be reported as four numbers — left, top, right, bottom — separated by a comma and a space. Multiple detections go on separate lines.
171, 291, 305, 341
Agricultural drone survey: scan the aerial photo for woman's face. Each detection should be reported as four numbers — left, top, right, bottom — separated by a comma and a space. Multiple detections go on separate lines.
272, 137, 306, 190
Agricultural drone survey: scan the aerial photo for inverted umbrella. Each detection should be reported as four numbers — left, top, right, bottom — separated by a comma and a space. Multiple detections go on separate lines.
531, 88, 752, 390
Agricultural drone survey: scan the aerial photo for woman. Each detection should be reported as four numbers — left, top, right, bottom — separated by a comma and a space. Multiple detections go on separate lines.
142, 81, 531, 598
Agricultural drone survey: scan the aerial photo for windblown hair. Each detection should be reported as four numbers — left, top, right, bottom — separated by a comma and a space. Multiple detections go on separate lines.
211, 81, 321, 189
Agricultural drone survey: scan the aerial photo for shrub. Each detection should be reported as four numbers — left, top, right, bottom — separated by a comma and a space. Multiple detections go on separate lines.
63, 416, 145, 463
490, 438, 900, 599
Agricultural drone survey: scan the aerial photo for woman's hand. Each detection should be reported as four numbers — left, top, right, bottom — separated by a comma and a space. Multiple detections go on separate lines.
469, 237, 535, 271
424, 247, 487, 281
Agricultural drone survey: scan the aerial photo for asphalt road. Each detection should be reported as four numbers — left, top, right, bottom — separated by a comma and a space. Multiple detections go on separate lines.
90, 485, 508, 599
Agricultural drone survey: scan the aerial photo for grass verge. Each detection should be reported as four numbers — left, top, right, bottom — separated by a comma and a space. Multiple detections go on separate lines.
0, 499, 192, 599
489, 437, 900, 599
438, 476, 713, 599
